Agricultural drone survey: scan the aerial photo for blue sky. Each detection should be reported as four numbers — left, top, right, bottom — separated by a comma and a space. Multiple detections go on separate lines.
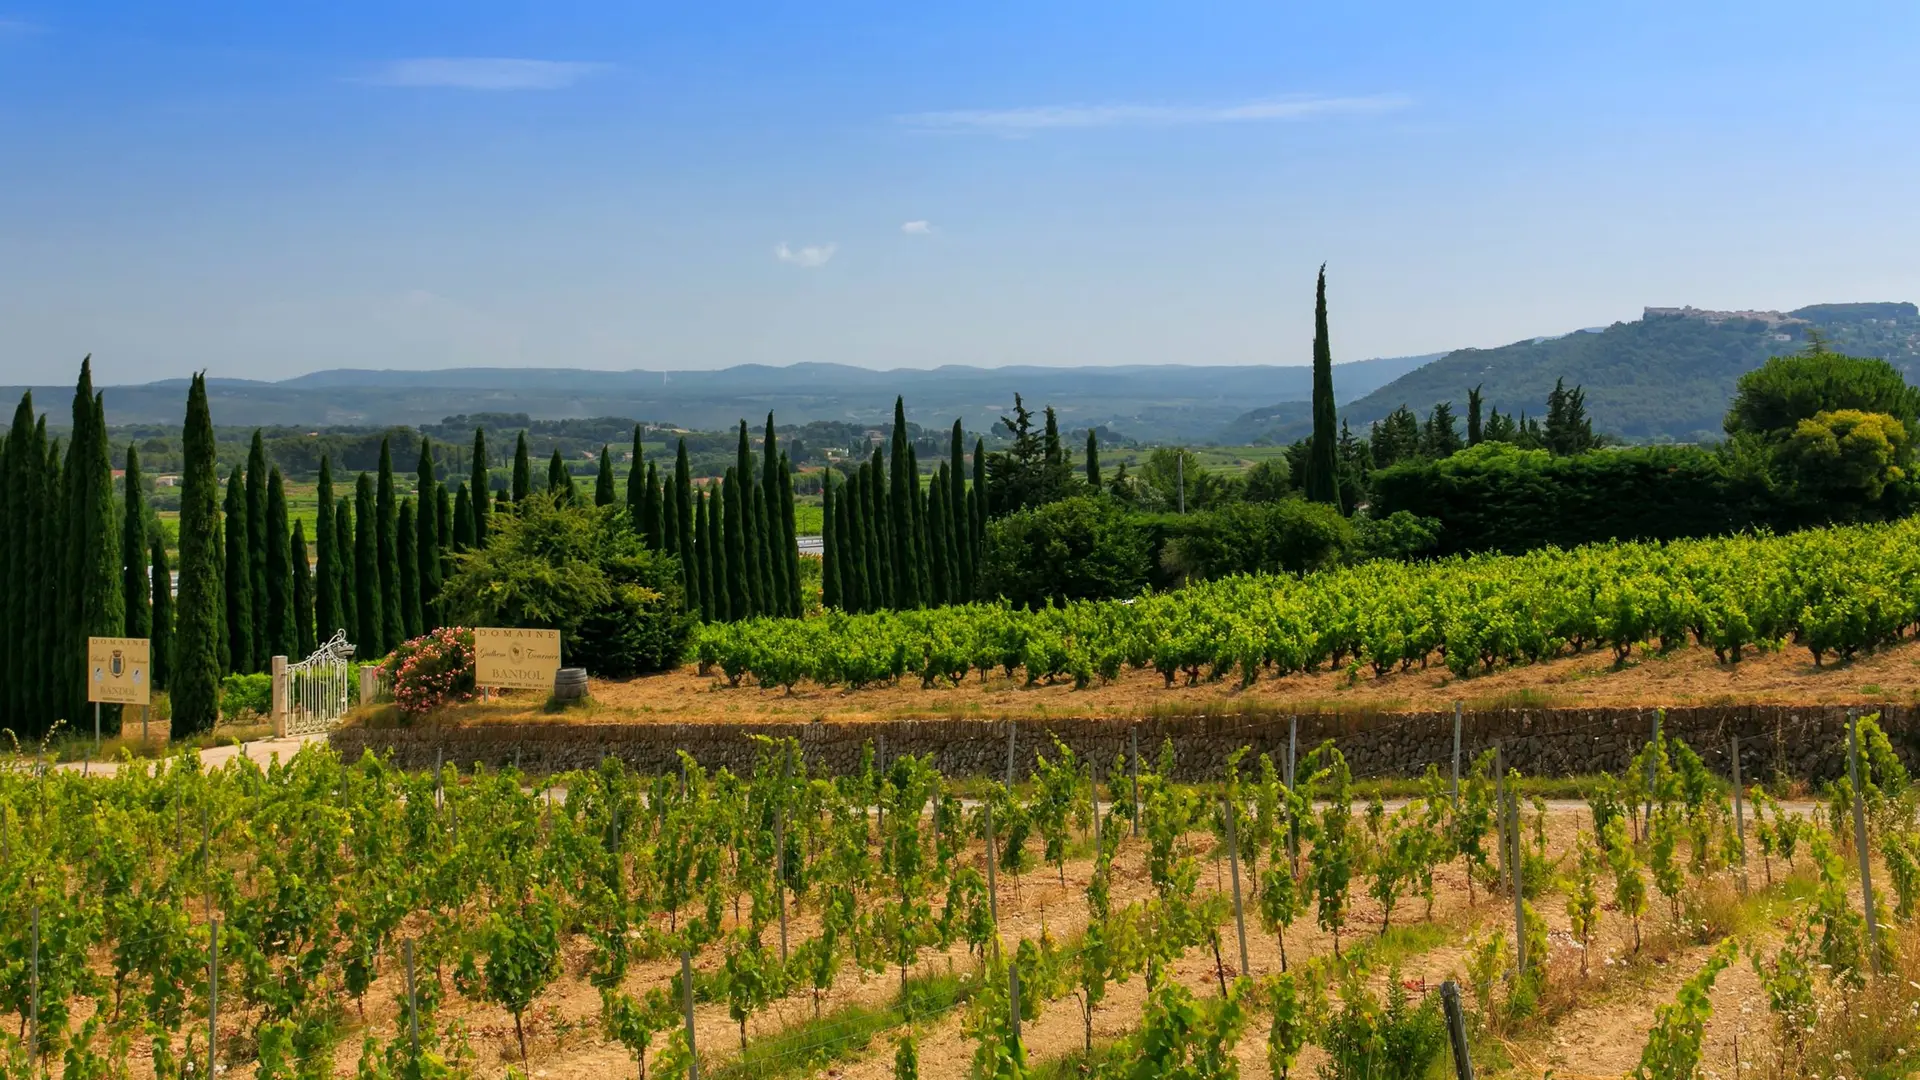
2, 1, 1918, 385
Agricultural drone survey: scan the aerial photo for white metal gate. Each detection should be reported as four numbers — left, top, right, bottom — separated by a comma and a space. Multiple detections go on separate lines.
286, 630, 357, 736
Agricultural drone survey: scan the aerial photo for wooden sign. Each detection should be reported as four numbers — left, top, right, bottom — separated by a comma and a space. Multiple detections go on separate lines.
88, 637, 151, 705
473, 628, 563, 691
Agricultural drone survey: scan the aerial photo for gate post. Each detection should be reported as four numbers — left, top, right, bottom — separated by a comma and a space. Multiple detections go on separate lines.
270, 656, 289, 738
360, 665, 380, 707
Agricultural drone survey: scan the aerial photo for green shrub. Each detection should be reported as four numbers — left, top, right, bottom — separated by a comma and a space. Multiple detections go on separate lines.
440, 493, 695, 677
1319, 971, 1448, 1080
219, 673, 271, 722
979, 496, 1152, 609
1160, 499, 1353, 582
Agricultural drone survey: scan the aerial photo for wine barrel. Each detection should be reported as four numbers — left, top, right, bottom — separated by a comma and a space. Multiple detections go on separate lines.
553, 667, 590, 701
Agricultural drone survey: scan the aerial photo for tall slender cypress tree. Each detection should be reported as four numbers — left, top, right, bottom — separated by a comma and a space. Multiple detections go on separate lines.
761, 415, 791, 614
398, 500, 422, 640
452, 484, 475, 550
660, 466, 679, 556
733, 423, 762, 615
2, 393, 31, 727
72, 385, 123, 730
416, 438, 441, 629
693, 487, 715, 620
35, 424, 60, 728
60, 365, 92, 725
150, 536, 172, 692
908, 444, 930, 605
595, 445, 617, 507
887, 401, 919, 608
928, 466, 951, 606
722, 467, 748, 620
643, 463, 664, 551
625, 426, 646, 536
950, 421, 971, 601
821, 476, 840, 611
1085, 430, 1101, 491
866, 453, 892, 609
751, 481, 775, 618
470, 428, 491, 545
545, 449, 566, 501
291, 520, 315, 657
376, 440, 402, 653
316, 456, 341, 638
840, 472, 868, 612
265, 467, 294, 659
779, 453, 802, 617
354, 474, 380, 655
336, 496, 357, 648
245, 431, 269, 671
223, 467, 255, 675
437, 487, 452, 587
674, 439, 696, 601
123, 443, 151, 641
1306, 264, 1340, 505
172, 374, 223, 735
512, 433, 532, 503
971, 439, 987, 582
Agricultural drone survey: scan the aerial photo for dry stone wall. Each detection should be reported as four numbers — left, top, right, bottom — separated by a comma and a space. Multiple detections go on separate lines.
330, 703, 1918, 783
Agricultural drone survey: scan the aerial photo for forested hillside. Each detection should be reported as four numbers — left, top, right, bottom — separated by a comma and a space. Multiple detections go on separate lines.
1231, 301, 1920, 443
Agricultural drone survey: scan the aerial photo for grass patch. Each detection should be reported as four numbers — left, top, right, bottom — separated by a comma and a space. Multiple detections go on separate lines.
1029, 1040, 1128, 1080
706, 970, 974, 1080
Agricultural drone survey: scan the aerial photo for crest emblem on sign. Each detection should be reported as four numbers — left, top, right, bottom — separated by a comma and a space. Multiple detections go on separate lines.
510, 642, 525, 663
110, 650, 125, 677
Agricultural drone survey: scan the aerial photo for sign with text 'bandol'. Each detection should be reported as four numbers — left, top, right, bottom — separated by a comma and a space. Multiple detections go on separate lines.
88, 637, 151, 705
473, 628, 562, 691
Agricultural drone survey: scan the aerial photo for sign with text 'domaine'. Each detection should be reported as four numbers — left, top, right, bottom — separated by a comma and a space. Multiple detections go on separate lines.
473, 628, 562, 691
88, 637, 151, 705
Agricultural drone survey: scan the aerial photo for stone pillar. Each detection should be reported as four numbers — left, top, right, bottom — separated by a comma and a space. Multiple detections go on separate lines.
360, 665, 381, 708
271, 656, 289, 737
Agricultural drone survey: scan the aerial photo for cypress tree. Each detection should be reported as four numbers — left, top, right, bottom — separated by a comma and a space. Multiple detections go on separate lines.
595, 445, 617, 507
950, 421, 972, 601
265, 467, 294, 659
722, 467, 748, 620
71, 383, 123, 730
398, 500, 422, 641
416, 438, 442, 629
291, 520, 315, 657
1466, 384, 1485, 447
436, 486, 453, 586
452, 483, 475, 550
693, 487, 716, 620
2, 393, 30, 727
223, 467, 255, 674
544, 449, 565, 501
1306, 264, 1341, 505
245, 431, 269, 671
512, 433, 532, 503
354, 473, 380, 655
971, 439, 987, 580
172, 373, 223, 735
376, 440, 402, 653
887, 401, 919, 608
779, 453, 802, 617
660, 465, 680, 556
35, 424, 60, 728
733, 423, 762, 615
674, 439, 697, 600
625, 426, 646, 537
644, 463, 664, 551
840, 472, 868, 612
821, 476, 840, 610
495, 488, 509, 516
335, 496, 357, 648
1085, 430, 1101, 491
761, 415, 791, 615
865, 453, 891, 609
751, 481, 775, 618
928, 466, 951, 606
470, 428, 491, 545
150, 536, 172, 692
316, 456, 342, 638
60, 365, 91, 724
123, 443, 151, 641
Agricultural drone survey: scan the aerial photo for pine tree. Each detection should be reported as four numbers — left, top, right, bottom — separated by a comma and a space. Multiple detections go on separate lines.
123, 443, 152, 641
336, 496, 357, 648
452, 483, 475, 550
513, 433, 532, 503
596, 445, 617, 507
1085, 429, 1101, 492
245, 430, 269, 671
1306, 264, 1340, 506
625, 425, 646, 537
949, 421, 972, 601
224, 467, 255, 674
470, 428, 491, 546
674, 438, 697, 602
265, 467, 294, 659
416, 438, 442, 629
887, 400, 918, 609
354, 473, 380, 655
779, 454, 802, 617
821, 475, 841, 610
291, 520, 315, 657
150, 536, 172, 692
722, 467, 748, 620
376, 440, 402, 653
1466, 385, 1485, 447
316, 456, 342, 637
398, 500, 422, 641
172, 374, 223, 735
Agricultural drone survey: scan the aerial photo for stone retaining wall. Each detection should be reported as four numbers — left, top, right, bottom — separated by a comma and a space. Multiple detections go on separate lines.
329, 703, 1920, 783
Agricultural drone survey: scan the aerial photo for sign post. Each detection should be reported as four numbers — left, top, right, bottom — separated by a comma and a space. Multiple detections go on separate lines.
473, 628, 562, 693
88, 637, 151, 753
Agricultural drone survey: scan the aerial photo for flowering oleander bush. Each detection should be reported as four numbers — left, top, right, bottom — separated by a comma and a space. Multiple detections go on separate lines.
381, 626, 477, 718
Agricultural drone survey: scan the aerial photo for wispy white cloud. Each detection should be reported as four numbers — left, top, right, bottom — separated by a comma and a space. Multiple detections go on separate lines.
361, 58, 609, 91
774, 242, 837, 268
900, 220, 934, 235
900, 94, 1408, 135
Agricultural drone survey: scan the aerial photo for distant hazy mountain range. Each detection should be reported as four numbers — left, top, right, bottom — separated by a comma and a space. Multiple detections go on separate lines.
5, 355, 1434, 443
1224, 302, 1920, 445
10, 302, 1915, 444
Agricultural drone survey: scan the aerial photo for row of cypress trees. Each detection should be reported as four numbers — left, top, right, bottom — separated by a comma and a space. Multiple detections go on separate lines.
820, 398, 986, 612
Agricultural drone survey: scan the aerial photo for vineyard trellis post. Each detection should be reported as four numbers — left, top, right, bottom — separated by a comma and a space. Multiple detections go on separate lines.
1009, 962, 1023, 1059
404, 938, 419, 1058
1493, 744, 1506, 889
1286, 715, 1297, 788
209, 915, 221, 1080
1440, 980, 1475, 1080
775, 802, 789, 963
1508, 787, 1526, 976
1451, 701, 1462, 806
985, 801, 1000, 932
1848, 709, 1882, 972
681, 950, 699, 1080
28, 900, 38, 1065
1224, 794, 1249, 977
1004, 724, 1016, 789
1090, 763, 1101, 851
1730, 734, 1746, 892
1129, 726, 1141, 835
